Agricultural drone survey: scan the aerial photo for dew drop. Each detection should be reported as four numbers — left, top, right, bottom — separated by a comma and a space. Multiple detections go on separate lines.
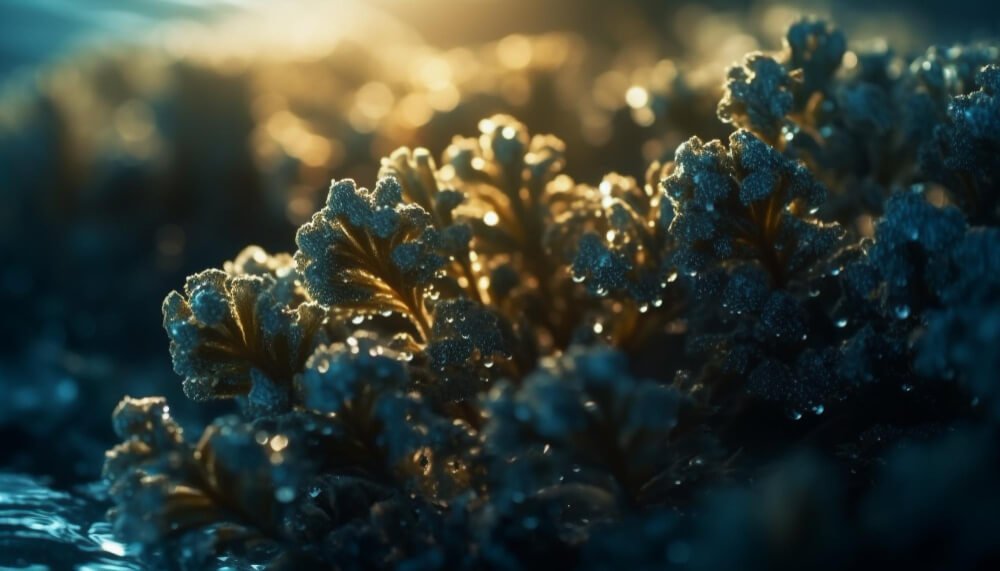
811, 404, 825, 415
275, 486, 296, 503
835, 317, 848, 328
787, 409, 803, 421
893, 304, 911, 320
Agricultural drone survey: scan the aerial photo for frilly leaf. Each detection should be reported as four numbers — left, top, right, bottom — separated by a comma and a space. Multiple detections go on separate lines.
295, 177, 468, 342
162, 246, 336, 407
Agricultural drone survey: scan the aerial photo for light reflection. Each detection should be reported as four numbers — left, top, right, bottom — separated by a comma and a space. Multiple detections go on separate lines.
0, 474, 141, 569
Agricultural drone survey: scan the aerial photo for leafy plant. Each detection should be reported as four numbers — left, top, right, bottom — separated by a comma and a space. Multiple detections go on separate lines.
105, 17, 1000, 570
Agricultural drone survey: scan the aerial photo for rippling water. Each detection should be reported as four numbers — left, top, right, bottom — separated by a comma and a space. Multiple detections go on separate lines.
0, 473, 143, 570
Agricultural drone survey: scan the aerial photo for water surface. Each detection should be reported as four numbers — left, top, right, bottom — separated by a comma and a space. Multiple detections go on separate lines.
0, 472, 143, 570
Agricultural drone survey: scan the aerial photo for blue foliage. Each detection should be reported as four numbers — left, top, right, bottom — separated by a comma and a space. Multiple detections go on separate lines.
103, 17, 1000, 571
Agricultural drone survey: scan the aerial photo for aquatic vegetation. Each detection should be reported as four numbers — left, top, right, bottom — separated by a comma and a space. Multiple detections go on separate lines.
102, 17, 1000, 571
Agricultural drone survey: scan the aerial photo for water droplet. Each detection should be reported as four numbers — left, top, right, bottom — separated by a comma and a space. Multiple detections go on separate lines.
638, 303, 649, 313
788, 409, 803, 421
893, 304, 911, 320
572, 273, 586, 283
275, 486, 296, 503
901, 384, 913, 393
811, 404, 825, 415
835, 317, 848, 328
483, 359, 495, 369
380, 309, 393, 317
351, 315, 365, 325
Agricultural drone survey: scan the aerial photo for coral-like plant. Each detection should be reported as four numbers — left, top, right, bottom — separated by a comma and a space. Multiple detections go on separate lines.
105, 17, 1000, 570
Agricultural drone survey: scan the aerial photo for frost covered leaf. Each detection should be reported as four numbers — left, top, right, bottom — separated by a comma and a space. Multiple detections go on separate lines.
662, 129, 841, 286
546, 173, 674, 305
718, 53, 797, 143
868, 189, 967, 312
916, 227, 1000, 416
484, 347, 713, 506
162, 246, 336, 409
922, 65, 1000, 223
438, 114, 580, 347
298, 333, 479, 500
379, 147, 478, 300
784, 18, 847, 102
295, 176, 469, 342
103, 397, 298, 567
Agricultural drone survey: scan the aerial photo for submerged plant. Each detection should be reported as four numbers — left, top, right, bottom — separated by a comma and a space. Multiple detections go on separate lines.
105, 17, 1000, 570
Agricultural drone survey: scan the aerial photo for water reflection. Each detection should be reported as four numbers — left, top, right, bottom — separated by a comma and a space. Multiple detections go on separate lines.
0, 473, 142, 570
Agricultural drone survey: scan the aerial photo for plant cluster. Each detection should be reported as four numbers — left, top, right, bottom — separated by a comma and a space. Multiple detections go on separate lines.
105, 19, 1000, 570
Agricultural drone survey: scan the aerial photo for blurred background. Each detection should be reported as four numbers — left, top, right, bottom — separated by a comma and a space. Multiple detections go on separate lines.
0, 0, 997, 513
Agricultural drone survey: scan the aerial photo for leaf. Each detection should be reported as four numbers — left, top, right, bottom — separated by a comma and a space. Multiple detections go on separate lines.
295, 177, 467, 342
162, 246, 336, 407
